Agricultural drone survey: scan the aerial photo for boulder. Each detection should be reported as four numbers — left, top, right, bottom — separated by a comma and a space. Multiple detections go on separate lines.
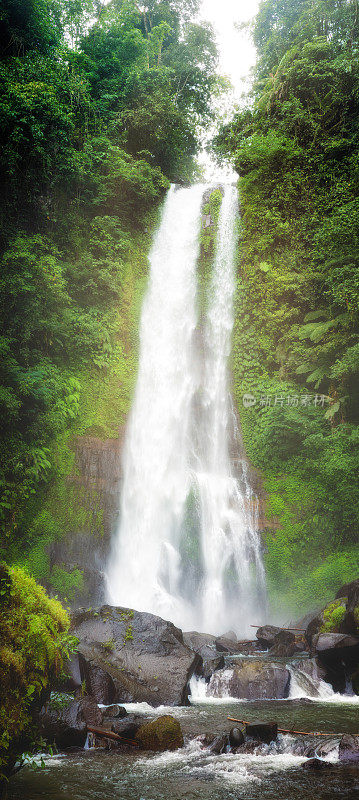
339, 734, 359, 763
39, 696, 102, 749
312, 633, 359, 692
183, 631, 217, 651
245, 721, 278, 743
207, 660, 290, 700
302, 758, 332, 770
135, 715, 183, 751
313, 632, 359, 652
229, 727, 245, 748
109, 714, 144, 739
215, 636, 244, 654
70, 605, 201, 707
183, 631, 224, 680
221, 630, 237, 642
255, 625, 282, 649
102, 704, 127, 719
268, 630, 296, 657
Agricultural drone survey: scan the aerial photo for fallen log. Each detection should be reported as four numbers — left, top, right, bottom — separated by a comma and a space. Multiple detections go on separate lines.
250, 625, 306, 632
227, 717, 342, 737
87, 726, 139, 747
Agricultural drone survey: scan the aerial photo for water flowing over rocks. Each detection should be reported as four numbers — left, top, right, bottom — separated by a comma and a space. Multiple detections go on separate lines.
69, 605, 202, 707
206, 660, 291, 700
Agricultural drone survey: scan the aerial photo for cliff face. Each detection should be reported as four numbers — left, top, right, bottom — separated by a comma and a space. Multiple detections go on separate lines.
49, 433, 125, 607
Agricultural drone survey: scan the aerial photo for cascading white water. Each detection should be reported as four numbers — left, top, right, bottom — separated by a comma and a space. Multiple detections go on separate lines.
107, 183, 266, 635
193, 186, 266, 632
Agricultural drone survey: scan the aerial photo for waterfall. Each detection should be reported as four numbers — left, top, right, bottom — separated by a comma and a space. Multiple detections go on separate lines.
107, 183, 266, 635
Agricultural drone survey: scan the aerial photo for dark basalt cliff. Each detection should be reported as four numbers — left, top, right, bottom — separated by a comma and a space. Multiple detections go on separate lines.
49, 433, 125, 607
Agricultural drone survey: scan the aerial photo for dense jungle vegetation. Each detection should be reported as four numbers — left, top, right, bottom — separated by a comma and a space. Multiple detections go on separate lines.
0, 0, 358, 620
0, 0, 218, 590
214, 0, 359, 613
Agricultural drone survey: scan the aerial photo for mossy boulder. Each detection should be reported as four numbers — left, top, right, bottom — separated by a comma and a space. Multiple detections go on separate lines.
320, 600, 347, 633
135, 715, 184, 751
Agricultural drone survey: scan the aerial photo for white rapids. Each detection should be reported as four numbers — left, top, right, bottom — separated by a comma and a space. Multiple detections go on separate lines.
107, 183, 266, 635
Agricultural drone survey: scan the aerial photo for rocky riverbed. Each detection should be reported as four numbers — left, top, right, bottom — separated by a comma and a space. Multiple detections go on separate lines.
9, 581, 359, 799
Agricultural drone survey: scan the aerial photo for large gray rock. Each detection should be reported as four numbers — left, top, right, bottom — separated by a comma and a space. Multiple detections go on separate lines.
268, 630, 296, 657
215, 636, 245, 654
183, 631, 217, 651
255, 625, 282, 648
312, 632, 359, 692
207, 660, 290, 700
39, 696, 102, 749
183, 631, 224, 679
339, 734, 359, 763
70, 605, 201, 707
313, 632, 359, 652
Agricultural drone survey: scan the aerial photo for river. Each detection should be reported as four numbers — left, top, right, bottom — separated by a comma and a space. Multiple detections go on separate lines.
9, 695, 359, 799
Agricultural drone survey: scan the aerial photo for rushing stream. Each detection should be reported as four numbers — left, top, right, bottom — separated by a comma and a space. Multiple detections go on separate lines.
107, 184, 266, 635
9, 696, 359, 800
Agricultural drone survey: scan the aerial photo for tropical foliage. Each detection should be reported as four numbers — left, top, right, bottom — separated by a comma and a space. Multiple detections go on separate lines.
214, 0, 359, 613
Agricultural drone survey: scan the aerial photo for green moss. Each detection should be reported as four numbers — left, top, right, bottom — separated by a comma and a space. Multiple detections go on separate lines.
49, 565, 84, 602
320, 599, 346, 633
135, 715, 184, 751
0, 565, 73, 784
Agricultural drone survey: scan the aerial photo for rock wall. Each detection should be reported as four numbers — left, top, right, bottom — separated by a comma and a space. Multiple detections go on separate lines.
49, 432, 125, 607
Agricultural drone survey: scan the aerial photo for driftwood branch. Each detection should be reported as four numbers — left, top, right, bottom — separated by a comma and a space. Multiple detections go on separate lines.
250, 625, 306, 632
87, 726, 139, 747
227, 717, 340, 737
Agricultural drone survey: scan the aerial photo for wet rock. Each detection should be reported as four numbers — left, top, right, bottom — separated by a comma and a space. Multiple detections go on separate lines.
290, 658, 330, 697
183, 631, 217, 651
221, 630, 237, 642
78, 657, 117, 704
268, 630, 296, 657
245, 721, 278, 743
135, 715, 184, 751
39, 696, 102, 749
351, 667, 359, 695
302, 758, 333, 770
208, 661, 290, 700
229, 727, 244, 748
215, 636, 244, 654
208, 733, 229, 754
313, 632, 359, 665
339, 734, 359, 763
335, 579, 359, 604
71, 605, 201, 706
233, 740, 262, 754
110, 714, 143, 739
183, 633, 224, 680
307, 629, 359, 692
255, 625, 282, 649
102, 704, 128, 719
